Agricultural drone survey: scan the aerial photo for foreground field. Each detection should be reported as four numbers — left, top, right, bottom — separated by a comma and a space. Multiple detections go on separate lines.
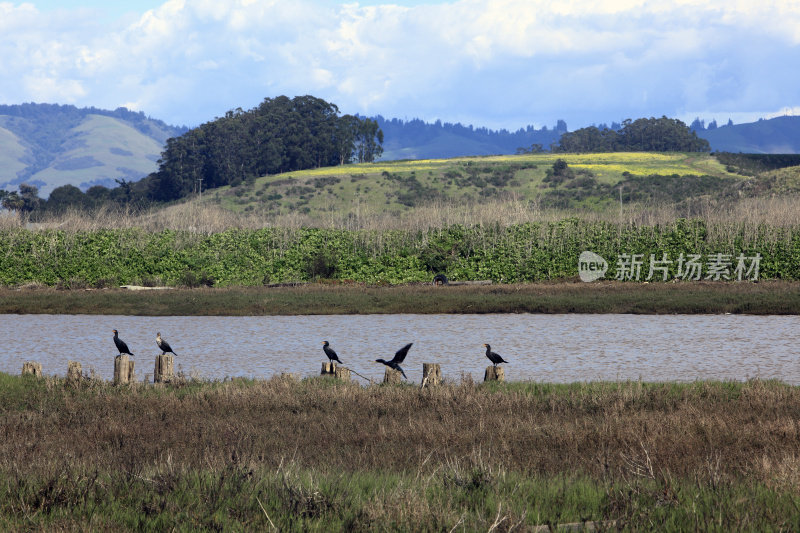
1, 374, 798, 530
2, 281, 800, 315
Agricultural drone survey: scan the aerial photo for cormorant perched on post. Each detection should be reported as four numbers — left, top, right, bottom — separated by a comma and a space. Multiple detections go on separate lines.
156, 332, 177, 356
322, 341, 342, 365
375, 343, 413, 379
482, 343, 507, 367
113, 329, 134, 356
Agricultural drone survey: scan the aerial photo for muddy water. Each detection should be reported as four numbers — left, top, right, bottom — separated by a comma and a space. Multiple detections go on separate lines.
1, 314, 797, 384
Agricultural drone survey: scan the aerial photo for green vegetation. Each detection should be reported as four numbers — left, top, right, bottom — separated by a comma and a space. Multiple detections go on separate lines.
209, 151, 739, 215
1, 215, 798, 286
145, 96, 384, 203
555, 117, 710, 153
715, 152, 800, 176
1, 374, 799, 530
3, 281, 800, 315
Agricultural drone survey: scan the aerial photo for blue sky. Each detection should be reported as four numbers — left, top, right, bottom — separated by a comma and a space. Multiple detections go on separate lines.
1, 0, 798, 131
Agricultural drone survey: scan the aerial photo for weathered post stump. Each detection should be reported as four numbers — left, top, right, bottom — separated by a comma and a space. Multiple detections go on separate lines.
154, 354, 174, 383
421, 363, 442, 387
484, 366, 505, 382
383, 367, 403, 384
321, 362, 351, 381
334, 366, 351, 381
67, 361, 82, 385
114, 355, 135, 385
21, 361, 42, 377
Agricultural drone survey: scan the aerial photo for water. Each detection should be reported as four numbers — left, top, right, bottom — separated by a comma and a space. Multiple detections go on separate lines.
1, 314, 798, 384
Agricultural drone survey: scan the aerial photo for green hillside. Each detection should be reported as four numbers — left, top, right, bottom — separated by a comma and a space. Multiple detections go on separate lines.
0, 103, 185, 197
204, 152, 742, 217
24, 115, 165, 196
0, 122, 28, 179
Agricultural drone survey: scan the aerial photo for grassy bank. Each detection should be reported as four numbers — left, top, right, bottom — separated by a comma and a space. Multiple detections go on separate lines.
1, 373, 799, 530
2, 281, 800, 315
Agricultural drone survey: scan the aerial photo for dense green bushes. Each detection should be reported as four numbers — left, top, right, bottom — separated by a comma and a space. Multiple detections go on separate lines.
1, 219, 798, 286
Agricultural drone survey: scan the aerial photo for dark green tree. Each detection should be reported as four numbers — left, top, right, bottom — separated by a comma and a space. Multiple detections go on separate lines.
556, 117, 709, 153
354, 118, 384, 163
143, 95, 382, 202
45, 184, 90, 213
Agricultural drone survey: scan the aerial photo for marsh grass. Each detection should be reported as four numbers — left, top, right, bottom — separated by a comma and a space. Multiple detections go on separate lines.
1, 374, 800, 529
2, 281, 800, 315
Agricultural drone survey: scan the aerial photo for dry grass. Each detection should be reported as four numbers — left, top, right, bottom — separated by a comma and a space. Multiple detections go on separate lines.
6, 194, 800, 235
1, 376, 798, 484
1, 375, 800, 529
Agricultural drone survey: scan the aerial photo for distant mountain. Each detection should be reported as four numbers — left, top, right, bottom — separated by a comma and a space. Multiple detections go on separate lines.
379, 115, 800, 160
0, 103, 187, 197
374, 116, 567, 160
695, 116, 800, 154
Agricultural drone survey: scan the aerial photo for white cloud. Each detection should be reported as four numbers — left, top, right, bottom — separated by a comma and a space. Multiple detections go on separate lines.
768, 106, 800, 118
0, 0, 797, 130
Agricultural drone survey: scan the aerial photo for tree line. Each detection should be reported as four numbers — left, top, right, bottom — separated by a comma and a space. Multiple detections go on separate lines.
374, 116, 567, 159
555, 117, 710, 152
1, 95, 384, 215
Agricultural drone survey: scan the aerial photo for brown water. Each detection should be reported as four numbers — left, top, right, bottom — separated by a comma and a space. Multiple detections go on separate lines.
1, 314, 798, 384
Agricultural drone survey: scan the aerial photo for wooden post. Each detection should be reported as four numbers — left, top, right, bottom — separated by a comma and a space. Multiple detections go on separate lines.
334, 366, 351, 382
321, 362, 350, 381
21, 361, 42, 377
383, 368, 403, 384
67, 361, 82, 385
154, 354, 174, 383
114, 355, 134, 385
484, 366, 505, 382
422, 363, 442, 387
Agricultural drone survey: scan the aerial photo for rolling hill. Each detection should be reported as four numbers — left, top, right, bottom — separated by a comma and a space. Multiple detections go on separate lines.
0, 103, 186, 197
203, 152, 744, 218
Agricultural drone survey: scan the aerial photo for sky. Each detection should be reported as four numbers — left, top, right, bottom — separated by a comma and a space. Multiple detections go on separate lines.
1, 0, 799, 131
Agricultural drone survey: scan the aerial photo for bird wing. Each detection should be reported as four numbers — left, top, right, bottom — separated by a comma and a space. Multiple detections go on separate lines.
116, 338, 131, 354
489, 350, 506, 363
391, 343, 413, 364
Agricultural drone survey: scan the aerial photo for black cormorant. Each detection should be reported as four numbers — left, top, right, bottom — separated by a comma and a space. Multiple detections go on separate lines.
482, 343, 507, 367
375, 342, 413, 379
156, 332, 177, 356
113, 329, 134, 356
322, 341, 342, 364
